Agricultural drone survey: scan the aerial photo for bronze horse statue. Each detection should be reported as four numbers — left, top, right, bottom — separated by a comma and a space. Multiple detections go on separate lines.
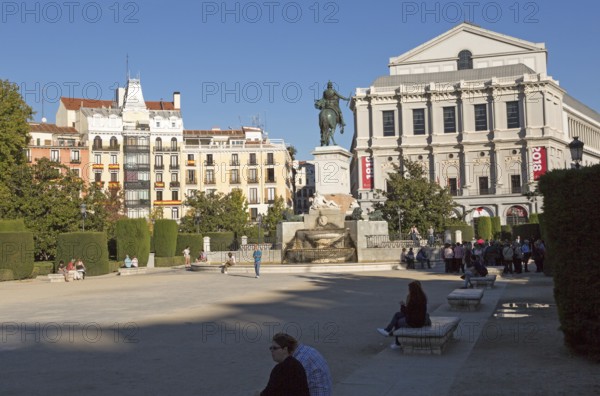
315, 98, 342, 146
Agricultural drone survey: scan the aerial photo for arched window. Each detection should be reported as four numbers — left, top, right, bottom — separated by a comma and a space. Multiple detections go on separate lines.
171, 137, 178, 150
506, 205, 528, 226
93, 136, 102, 150
109, 136, 118, 149
457, 50, 473, 70
155, 137, 162, 150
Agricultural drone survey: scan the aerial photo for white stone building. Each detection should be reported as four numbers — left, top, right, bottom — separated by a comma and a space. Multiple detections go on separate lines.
350, 22, 600, 225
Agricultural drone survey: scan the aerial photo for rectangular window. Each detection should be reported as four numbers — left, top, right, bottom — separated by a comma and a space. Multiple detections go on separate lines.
443, 107, 456, 133
50, 150, 59, 162
205, 169, 215, 184
156, 191, 163, 201
250, 207, 258, 221
156, 173, 163, 182
171, 207, 179, 220
95, 154, 101, 164
170, 155, 178, 167
72, 168, 80, 177
172, 190, 179, 201
231, 169, 240, 183
94, 172, 102, 182
187, 170, 196, 183
267, 187, 276, 202
507, 101, 520, 129
249, 188, 258, 204
413, 109, 425, 135
474, 104, 488, 131
206, 154, 213, 166
231, 153, 239, 166
511, 174, 521, 194
479, 177, 490, 195
187, 154, 194, 161
267, 153, 274, 165
171, 173, 178, 182
448, 177, 458, 196
266, 168, 275, 183
155, 155, 163, 168
70, 150, 80, 162
110, 154, 117, 164
248, 168, 258, 183
249, 153, 257, 165
382, 110, 395, 137
110, 172, 118, 182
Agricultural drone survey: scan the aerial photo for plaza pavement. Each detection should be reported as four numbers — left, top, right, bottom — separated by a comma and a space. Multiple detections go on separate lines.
0, 262, 598, 395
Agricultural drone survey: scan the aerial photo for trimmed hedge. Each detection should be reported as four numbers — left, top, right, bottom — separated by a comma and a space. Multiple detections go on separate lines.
32, 262, 54, 277
500, 225, 512, 241
56, 232, 109, 276
155, 256, 185, 268
0, 219, 27, 232
538, 164, 600, 361
0, 232, 34, 280
116, 219, 150, 266
205, 232, 237, 251
529, 213, 540, 224
474, 217, 492, 240
154, 219, 178, 257
176, 234, 204, 258
511, 224, 540, 242
445, 225, 474, 243
491, 216, 502, 239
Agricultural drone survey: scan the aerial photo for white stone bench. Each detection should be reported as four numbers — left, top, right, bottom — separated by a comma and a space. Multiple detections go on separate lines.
471, 275, 497, 289
391, 316, 461, 355
47, 274, 66, 283
118, 267, 147, 276
447, 288, 484, 311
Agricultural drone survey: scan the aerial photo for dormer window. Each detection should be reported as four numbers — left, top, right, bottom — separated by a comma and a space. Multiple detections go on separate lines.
457, 50, 473, 70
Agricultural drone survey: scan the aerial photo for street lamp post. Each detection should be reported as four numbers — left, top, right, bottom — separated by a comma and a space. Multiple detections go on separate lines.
194, 213, 201, 234
257, 214, 263, 246
80, 203, 87, 232
568, 136, 584, 169
396, 208, 402, 241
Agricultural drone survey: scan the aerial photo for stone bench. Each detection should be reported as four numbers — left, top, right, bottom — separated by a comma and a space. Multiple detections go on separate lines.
447, 288, 484, 311
118, 267, 147, 276
391, 316, 461, 355
47, 274, 66, 283
471, 275, 497, 289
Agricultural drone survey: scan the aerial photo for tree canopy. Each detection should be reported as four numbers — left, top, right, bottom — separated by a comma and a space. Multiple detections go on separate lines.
375, 158, 457, 235
180, 190, 248, 237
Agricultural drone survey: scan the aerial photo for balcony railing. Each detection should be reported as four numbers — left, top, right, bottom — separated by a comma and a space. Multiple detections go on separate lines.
124, 180, 150, 189
92, 164, 104, 170
248, 199, 260, 204
230, 178, 241, 184
511, 186, 522, 194
204, 178, 216, 185
108, 164, 120, 170
153, 146, 180, 153
108, 181, 120, 189
265, 177, 276, 183
186, 179, 196, 184
264, 198, 275, 204
247, 178, 259, 184
204, 160, 215, 166
169, 164, 180, 170
154, 164, 164, 170
154, 182, 165, 188
70, 159, 81, 164
170, 181, 181, 188
479, 188, 491, 195
187, 160, 196, 166
123, 145, 150, 153
264, 160, 275, 165
248, 160, 258, 166
92, 144, 120, 151
124, 163, 150, 171
230, 161, 240, 166
125, 199, 151, 207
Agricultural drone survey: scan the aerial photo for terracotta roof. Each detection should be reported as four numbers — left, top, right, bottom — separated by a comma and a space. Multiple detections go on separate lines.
29, 123, 79, 134
61, 97, 113, 110
61, 97, 177, 111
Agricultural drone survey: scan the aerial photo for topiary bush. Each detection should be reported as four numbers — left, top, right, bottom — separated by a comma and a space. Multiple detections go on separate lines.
474, 217, 492, 240
56, 232, 109, 276
154, 219, 178, 257
0, 231, 34, 280
538, 164, 600, 361
116, 219, 150, 266
491, 216, 502, 239
176, 234, 204, 259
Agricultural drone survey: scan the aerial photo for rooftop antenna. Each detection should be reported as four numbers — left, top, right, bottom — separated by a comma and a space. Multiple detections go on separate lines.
41, 95, 45, 122
126, 53, 130, 82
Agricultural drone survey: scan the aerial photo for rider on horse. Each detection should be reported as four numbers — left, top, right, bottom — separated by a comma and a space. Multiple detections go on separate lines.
320, 81, 349, 132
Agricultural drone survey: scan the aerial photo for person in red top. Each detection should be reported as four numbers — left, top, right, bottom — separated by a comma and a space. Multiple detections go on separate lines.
377, 280, 431, 349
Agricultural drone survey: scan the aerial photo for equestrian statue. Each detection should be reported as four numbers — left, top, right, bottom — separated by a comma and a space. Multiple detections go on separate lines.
314, 81, 349, 146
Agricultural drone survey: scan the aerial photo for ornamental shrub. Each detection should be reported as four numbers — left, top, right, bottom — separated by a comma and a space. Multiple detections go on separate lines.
205, 232, 237, 251
176, 234, 203, 259
116, 218, 150, 266
529, 213, 540, 224
491, 216, 502, 239
474, 217, 492, 240
538, 164, 600, 361
56, 232, 109, 276
154, 219, 178, 257
0, 232, 34, 280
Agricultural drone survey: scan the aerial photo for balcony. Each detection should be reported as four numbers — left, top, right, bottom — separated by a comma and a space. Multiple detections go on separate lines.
108, 164, 120, 170
124, 180, 150, 189
70, 159, 81, 164
511, 186, 522, 194
264, 198, 275, 204
187, 160, 196, 166
153, 200, 183, 206
264, 160, 275, 166
248, 178, 259, 184
123, 145, 150, 153
93, 144, 121, 151
108, 181, 120, 190
230, 160, 240, 166
125, 199, 151, 208
170, 181, 181, 188
204, 160, 215, 166
92, 164, 104, 170
265, 177, 276, 183
479, 188, 491, 195
248, 199, 260, 204
204, 178, 216, 185
186, 179, 197, 184
154, 181, 165, 188
230, 178, 241, 184
248, 160, 258, 166
94, 181, 105, 188
169, 164, 180, 170
154, 164, 164, 170
153, 146, 180, 153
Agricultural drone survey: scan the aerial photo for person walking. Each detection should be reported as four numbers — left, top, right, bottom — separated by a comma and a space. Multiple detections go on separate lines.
454, 242, 465, 273
521, 239, 531, 272
182, 246, 191, 269
253, 244, 262, 278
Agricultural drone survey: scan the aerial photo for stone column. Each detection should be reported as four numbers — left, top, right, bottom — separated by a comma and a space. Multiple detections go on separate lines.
203, 236, 211, 253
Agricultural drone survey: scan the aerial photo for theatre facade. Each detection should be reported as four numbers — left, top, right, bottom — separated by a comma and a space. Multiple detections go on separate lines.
350, 22, 600, 226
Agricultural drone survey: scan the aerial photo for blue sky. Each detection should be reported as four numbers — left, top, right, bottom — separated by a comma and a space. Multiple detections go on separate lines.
2, 0, 599, 159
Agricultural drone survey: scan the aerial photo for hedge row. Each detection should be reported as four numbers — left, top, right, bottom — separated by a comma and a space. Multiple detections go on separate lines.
116, 219, 150, 266
538, 164, 600, 361
491, 216, 502, 239
154, 219, 178, 257
0, 232, 34, 280
154, 256, 185, 268
176, 234, 204, 258
56, 232, 109, 276
445, 225, 474, 243
205, 232, 237, 251
511, 224, 541, 242
0, 219, 27, 232
474, 217, 492, 240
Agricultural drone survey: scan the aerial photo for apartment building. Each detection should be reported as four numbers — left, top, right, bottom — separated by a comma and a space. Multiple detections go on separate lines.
350, 22, 600, 225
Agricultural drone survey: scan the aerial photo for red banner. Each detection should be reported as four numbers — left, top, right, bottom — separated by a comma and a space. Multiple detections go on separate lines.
532, 147, 547, 180
361, 156, 374, 189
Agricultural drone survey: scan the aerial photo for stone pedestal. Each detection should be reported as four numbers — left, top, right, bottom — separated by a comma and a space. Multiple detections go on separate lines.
311, 146, 351, 195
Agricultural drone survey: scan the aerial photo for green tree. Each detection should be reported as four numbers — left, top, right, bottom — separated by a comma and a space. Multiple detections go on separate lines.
221, 189, 249, 238
375, 158, 456, 235
263, 195, 286, 236
181, 191, 231, 233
